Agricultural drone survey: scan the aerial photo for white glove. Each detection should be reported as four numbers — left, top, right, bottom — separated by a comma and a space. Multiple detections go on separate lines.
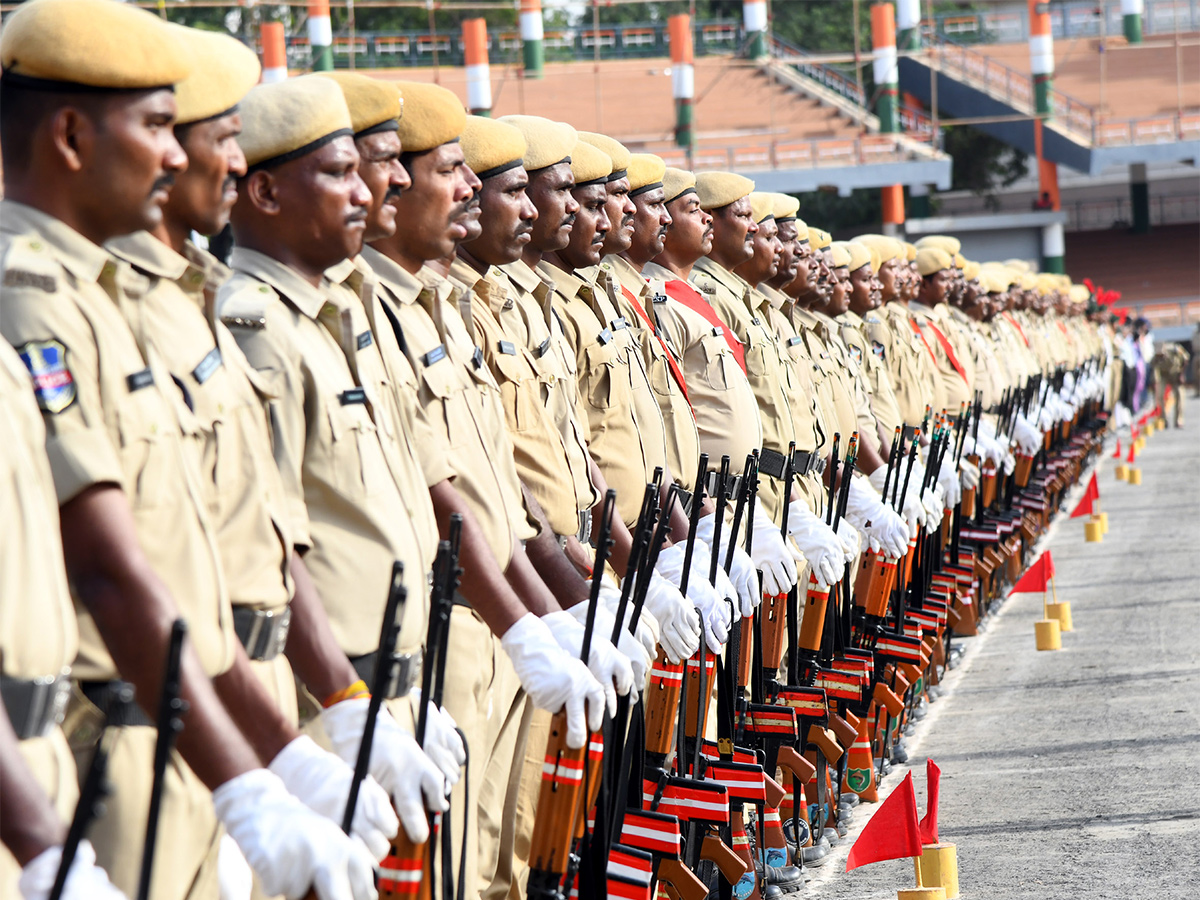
843, 476, 909, 559
921, 486, 944, 533
566, 599, 651, 702
596, 575, 659, 660
501, 612, 605, 748
936, 455, 962, 507
750, 507, 801, 595
213, 768, 377, 900
320, 699, 450, 845
959, 458, 980, 490
1013, 415, 1041, 456
19, 841, 127, 900
785, 501, 842, 587
416, 698, 466, 788
693, 512, 758, 617
541, 609, 633, 718
268, 735, 397, 860
685, 574, 733, 652
643, 571, 702, 663
1001, 449, 1016, 476
834, 519, 860, 564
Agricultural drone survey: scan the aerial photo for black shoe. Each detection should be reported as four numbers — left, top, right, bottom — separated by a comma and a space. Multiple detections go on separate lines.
762, 862, 807, 893
798, 844, 829, 867
762, 885, 784, 900
892, 740, 909, 763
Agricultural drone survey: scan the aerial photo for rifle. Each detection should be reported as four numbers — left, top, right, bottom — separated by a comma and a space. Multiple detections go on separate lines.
48, 684, 134, 900
381, 516, 460, 900
136, 619, 189, 900
527, 491, 616, 900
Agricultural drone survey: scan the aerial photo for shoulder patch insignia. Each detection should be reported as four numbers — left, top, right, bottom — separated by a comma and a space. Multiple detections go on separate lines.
17, 340, 76, 414
221, 315, 266, 330
849, 344, 862, 366
871, 340, 886, 361
5, 268, 57, 293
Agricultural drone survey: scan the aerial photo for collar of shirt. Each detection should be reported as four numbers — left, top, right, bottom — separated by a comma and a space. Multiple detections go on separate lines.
537, 259, 591, 302
1, 199, 113, 286
692, 256, 750, 303
602, 253, 651, 302
450, 256, 514, 319
229, 247, 330, 320
758, 283, 789, 312
839, 309, 864, 328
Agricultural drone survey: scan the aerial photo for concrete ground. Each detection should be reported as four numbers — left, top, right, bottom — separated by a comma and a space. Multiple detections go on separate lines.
806, 414, 1200, 899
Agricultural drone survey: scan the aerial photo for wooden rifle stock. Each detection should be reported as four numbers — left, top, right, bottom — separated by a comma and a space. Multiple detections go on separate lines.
700, 832, 750, 883
527, 711, 587, 899
656, 857, 709, 900
776, 745, 816, 785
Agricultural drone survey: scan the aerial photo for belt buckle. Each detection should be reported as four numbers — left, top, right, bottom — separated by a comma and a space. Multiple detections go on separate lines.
577, 508, 592, 546
386, 653, 423, 699
2, 673, 69, 740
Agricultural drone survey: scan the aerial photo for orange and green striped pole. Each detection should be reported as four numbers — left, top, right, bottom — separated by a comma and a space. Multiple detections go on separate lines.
743, 0, 768, 59
873, 3, 905, 235
1030, 0, 1064, 273
1121, 0, 1143, 44
463, 18, 492, 115
261, 22, 289, 83
308, 0, 333, 71
520, 0, 544, 78
669, 14, 695, 150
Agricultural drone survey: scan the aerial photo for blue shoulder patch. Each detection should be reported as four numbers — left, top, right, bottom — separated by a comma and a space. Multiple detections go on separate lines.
17, 339, 76, 414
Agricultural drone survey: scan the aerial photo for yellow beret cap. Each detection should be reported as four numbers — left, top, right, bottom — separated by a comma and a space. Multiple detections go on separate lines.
852, 234, 903, 264
570, 139, 612, 186
981, 272, 1006, 294
578, 132, 631, 179
771, 193, 801, 221
1004, 258, 1033, 274
793, 217, 809, 242
916, 247, 954, 277
1019, 272, 1037, 290
903, 241, 918, 262
810, 228, 832, 251
316, 71, 402, 137
1068, 284, 1090, 303
1035, 273, 1060, 295
627, 154, 667, 196
498, 115, 577, 171
1, 0, 191, 90
915, 234, 962, 255
169, 26, 260, 126
828, 243, 853, 269
238, 76, 353, 171
394, 81, 465, 153
842, 241, 873, 273
962, 260, 981, 281
748, 192, 776, 224
461, 115, 527, 178
695, 172, 755, 210
663, 167, 697, 204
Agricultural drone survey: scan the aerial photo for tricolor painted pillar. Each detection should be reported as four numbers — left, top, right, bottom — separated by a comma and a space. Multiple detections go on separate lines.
872, 3, 905, 234
261, 22, 289, 83
1030, 0, 1064, 273
519, 0, 545, 79
669, 14, 695, 150
463, 18, 492, 116
743, 0, 768, 59
896, 0, 922, 52
1122, 0, 1144, 44
308, 0, 333, 71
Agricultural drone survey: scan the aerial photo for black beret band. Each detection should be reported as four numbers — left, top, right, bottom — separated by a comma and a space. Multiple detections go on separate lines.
629, 181, 664, 198
246, 128, 355, 174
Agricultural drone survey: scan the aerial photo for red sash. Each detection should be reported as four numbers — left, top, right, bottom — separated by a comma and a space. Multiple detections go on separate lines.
913, 318, 968, 382
620, 285, 690, 405
1002, 311, 1029, 346
662, 278, 746, 372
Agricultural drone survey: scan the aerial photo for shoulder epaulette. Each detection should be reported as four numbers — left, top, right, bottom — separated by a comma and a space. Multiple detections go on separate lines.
2, 235, 59, 293
219, 278, 275, 330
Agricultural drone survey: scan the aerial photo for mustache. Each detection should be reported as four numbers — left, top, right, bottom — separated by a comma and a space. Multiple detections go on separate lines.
346, 209, 368, 224
384, 184, 406, 203
561, 213, 577, 229
449, 200, 474, 223
515, 222, 534, 238
151, 173, 175, 194
221, 176, 237, 195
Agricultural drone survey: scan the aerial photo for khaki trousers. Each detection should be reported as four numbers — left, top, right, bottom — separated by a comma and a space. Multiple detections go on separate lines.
63, 687, 221, 900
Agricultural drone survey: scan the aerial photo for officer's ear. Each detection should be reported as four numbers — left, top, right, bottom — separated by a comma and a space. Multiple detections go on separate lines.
243, 169, 281, 216
49, 102, 104, 175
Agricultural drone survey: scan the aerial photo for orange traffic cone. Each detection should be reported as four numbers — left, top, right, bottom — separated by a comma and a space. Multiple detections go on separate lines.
842, 713, 879, 802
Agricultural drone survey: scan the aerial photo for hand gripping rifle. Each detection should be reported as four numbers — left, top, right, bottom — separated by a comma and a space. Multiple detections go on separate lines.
48, 683, 136, 900
381, 515, 461, 900
527, 491, 616, 900
136, 619, 189, 900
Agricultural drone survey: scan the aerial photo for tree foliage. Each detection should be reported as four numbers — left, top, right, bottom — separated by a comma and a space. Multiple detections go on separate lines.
941, 124, 1028, 196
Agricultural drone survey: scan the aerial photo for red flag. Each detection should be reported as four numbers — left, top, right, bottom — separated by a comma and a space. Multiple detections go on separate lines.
1111, 439, 1121, 459
845, 772, 922, 872
918, 759, 941, 845
1126, 442, 1136, 464
1069, 473, 1100, 518
1011, 551, 1054, 593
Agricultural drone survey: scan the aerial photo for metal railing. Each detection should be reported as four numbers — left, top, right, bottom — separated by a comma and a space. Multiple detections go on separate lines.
655, 134, 932, 174
1065, 194, 1200, 230
928, 35, 1199, 148
768, 34, 865, 106
927, 0, 1200, 45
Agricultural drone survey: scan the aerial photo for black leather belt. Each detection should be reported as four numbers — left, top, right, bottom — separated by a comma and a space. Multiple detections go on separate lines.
233, 605, 292, 662
577, 508, 593, 546
79, 680, 153, 728
759, 447, 827, 481
348, 650, 422, 700
1, 673, 71, 740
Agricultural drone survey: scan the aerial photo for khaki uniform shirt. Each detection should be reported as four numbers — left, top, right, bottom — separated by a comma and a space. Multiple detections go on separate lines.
793, 306, 859, 449
909, 301, 972, 415
868, 302, 941, 425
692, 259, 795, 519
1, 202, 232, 681
600, 254, 701, 492
109, 233, 292, 614
218, 248, 434, 657
949, 308, 1005, 411
0, 340, 78, 681
495, 260, 596, 515
640, 263, 762, 494
541, 261, 668, 527
363, 248, 533, 569
839, 309, 904, 439
811, 308, 879, 445
449, 257, 583, 539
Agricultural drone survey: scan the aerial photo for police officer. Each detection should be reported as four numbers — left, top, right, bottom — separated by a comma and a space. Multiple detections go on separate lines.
0, 5, 377, 898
